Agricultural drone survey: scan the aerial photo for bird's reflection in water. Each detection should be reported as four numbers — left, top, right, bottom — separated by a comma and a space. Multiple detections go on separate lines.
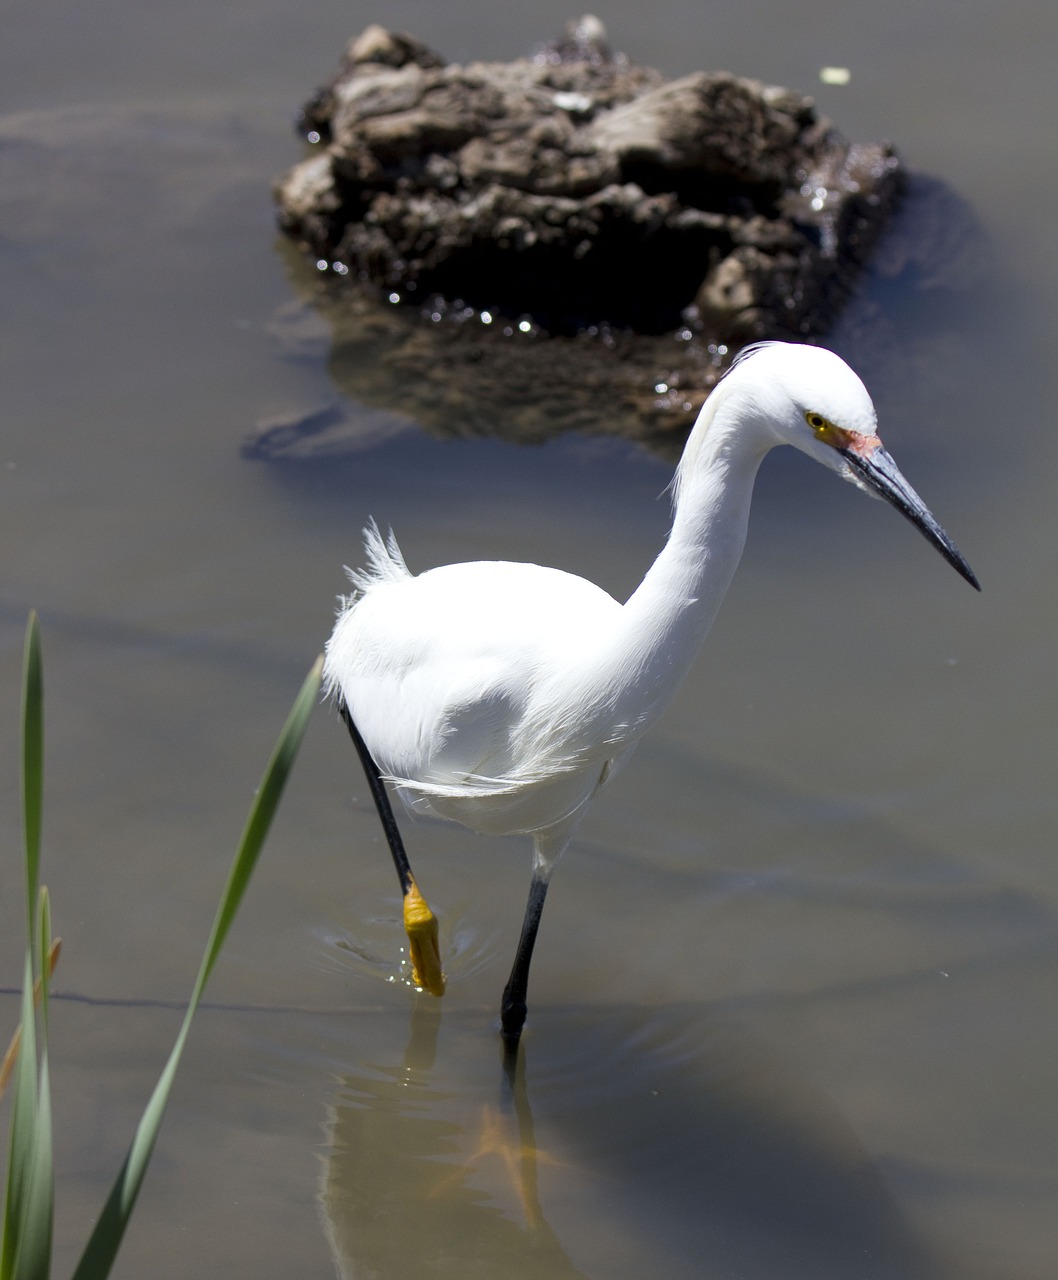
320, 1001, 945, 1280
322, 1001, 588, 1279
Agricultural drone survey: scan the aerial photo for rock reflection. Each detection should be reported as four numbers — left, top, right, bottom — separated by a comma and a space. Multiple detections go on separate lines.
248, 175, 989, 464
320, 1002, 943, 1280
249, 239, 709, 461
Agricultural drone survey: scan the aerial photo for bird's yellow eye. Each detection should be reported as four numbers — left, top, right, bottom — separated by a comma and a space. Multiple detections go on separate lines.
805, 411, 829, 434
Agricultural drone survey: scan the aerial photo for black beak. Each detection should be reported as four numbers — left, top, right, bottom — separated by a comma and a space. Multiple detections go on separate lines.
842, 446, 980, 591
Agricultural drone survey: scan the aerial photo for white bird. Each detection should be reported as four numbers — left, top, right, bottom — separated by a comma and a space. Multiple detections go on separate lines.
324, 342, 978, 1051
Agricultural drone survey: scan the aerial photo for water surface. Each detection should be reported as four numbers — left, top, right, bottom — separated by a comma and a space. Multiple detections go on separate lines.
1, 2, 1055, 1278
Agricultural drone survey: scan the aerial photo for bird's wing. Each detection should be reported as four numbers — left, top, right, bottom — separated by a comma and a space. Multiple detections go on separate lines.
325, 557, 625, 800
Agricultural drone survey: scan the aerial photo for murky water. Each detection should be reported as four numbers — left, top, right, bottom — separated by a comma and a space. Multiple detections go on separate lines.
2, 2, 1056, 1278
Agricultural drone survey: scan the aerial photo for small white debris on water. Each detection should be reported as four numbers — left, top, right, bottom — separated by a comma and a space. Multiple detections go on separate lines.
553, 91, 592, 112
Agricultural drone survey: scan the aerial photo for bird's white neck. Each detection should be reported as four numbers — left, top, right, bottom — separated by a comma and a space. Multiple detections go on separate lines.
591, 396, 773, 743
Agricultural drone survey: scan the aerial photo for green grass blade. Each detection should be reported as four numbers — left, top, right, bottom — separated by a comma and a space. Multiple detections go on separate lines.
9, 893, 54, 1280
1, 957, 39, 1280
13, 1050, 52, 1280
194, 655, 324, 993
2, 904, 55, 1280
2, 616, 51, 1280
71, 656, 322, 1280
20, 614, 43, 948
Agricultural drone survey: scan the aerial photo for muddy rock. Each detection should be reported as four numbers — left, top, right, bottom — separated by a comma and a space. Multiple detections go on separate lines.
267, 19, 905, 453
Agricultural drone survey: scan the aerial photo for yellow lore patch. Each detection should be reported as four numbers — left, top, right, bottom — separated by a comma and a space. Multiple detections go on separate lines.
805, 411, 880, 457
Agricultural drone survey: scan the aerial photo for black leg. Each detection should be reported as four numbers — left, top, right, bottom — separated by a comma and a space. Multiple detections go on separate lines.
339, 700, 445, 996
339, 700, 413, 893
501, 872, 550, 1056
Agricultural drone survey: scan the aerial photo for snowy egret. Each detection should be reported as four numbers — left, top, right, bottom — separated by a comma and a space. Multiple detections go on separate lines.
324, 342, 978, 1050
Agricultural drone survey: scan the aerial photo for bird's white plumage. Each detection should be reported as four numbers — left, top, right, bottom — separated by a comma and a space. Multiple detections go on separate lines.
326, 533, 632, 855
325, 342, 973, 887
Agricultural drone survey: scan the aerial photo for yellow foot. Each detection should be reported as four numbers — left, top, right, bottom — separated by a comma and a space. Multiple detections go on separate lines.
403, 876, 445, 996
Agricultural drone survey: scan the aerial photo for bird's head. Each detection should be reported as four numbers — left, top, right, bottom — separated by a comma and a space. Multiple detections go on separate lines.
713, 342, 980, 590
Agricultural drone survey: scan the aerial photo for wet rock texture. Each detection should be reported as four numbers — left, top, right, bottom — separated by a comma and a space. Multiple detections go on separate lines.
267, 20, 906, 453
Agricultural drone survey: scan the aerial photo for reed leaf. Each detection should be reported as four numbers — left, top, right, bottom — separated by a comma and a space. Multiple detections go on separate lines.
1, 615, 53, 1280
20, 613, 43, 949
70, 655, 323, 1280
12, 893, 54, 1280
0, 944, 62, 1104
